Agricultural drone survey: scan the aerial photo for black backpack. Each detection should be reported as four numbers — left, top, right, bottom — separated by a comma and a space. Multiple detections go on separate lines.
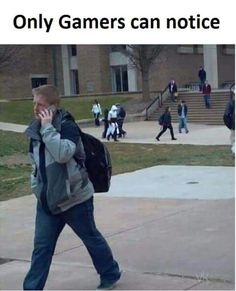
77, 128, 112, 193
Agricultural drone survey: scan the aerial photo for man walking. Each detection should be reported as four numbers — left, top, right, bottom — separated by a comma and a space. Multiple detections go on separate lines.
177, 100, 189, 133
223, 89, 235, 154
156, 106, 177, 141
23, 85, 121, 290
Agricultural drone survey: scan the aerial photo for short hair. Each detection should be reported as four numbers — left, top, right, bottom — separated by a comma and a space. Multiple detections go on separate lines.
32, 85, 60, 105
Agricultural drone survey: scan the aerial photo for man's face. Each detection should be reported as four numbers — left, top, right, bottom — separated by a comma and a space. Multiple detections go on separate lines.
33, 94, 50, 119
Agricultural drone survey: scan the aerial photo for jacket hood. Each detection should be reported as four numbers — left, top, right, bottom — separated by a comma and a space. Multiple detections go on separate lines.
111, 105, 118, 111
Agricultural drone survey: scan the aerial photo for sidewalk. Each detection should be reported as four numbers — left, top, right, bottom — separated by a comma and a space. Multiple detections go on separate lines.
0, 121, 234, 290
0, 120, 231, 145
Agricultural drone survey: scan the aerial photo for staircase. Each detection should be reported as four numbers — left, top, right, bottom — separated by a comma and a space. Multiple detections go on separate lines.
148, 90, 231, 125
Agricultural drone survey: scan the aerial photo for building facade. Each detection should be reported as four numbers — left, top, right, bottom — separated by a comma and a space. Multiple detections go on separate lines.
0, 44, 234, 99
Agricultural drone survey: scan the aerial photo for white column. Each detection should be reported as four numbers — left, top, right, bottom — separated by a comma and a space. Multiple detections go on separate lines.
61, 45, 71, 95
203, 45, 218, 89
127, 63, 138, 92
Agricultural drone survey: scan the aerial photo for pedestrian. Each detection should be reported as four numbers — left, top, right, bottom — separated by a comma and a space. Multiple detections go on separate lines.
24, 85, 121, 290
168, 79, 178, 102
223, 89, 235, 154
156, 106, 177, 141
116, 103, 127, 138
198, 66, 206, 91
102, 108, 109, 138
177, 100, 189, 133
107, 105, 119, 141
202, 80, 211, 108
91, 99, 102, 126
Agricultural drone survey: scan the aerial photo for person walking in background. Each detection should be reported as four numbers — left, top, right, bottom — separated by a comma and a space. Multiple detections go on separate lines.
177, 100, 189, 134
91, 99, 102, 126
168, 79, 178, 102
107, 105, 119, 141
156, 106, 177, 141
202, 80, 212, 109
102, 108, 109, 138
23, 85, 121, 290
223, 89, 235, 154
116, 103, 127, 138
198, 66, 206, 91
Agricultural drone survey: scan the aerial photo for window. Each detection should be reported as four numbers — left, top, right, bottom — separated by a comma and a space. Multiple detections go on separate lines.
111, 45, 127, 52
70, 70, 79, 94
222, 45, 235, 55
111, 65, 128, 92
177, 45, 203, 54
70, 45, 77, 56
31, 77, 47, 89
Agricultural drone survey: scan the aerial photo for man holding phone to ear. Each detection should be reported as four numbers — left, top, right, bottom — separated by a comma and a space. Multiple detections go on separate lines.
24, 85, 121, 290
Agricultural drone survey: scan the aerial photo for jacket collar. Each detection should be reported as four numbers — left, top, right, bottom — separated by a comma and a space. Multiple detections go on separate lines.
25, 109, 68, 140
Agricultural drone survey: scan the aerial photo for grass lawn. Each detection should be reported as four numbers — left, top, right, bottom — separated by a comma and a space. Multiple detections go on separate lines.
0, 130, 234, 201
0, 96, 131, 124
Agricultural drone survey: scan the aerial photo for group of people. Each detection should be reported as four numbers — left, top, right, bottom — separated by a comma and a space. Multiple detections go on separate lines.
157, 65, 211, 141
168, 66, 212, 109
198, 66, 212, 109
156, 100, 189, 141
91, 100, 127, 142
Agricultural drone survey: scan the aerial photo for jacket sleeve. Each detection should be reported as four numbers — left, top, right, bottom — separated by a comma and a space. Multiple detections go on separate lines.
40, 120, 80, 164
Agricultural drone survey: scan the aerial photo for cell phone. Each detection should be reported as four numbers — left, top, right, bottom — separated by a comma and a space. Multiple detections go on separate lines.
47, 105, 56, 113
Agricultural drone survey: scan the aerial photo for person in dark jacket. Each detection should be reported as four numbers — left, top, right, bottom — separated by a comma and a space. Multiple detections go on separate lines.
156, 106, 177, 141
202, 80, 211, 108
177, 100, 189, 133
116, 103, 127, 138
223, 90, 235, 154
23, 85, 121, 290
198, 66, 206, 91
102, 108, 109, 138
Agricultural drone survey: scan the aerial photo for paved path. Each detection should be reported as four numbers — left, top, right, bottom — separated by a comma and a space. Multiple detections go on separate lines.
0, 120, 234, 290
0, 120, 231, 145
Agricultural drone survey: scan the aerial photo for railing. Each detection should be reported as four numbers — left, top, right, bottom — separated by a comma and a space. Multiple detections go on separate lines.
184, 82, 200, 91
222, 81, 235, 89
145, 85, 169, 120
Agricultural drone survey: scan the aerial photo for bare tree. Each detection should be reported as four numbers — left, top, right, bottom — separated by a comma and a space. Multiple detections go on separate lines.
122, 45, 164, 101
0, 45, 22, 71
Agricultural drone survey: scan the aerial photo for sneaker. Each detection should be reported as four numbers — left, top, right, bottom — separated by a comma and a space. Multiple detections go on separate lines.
186, 130, 189, 134
172, 138, 177, 140
156, 137, 160, 141
97, 272, 122, 290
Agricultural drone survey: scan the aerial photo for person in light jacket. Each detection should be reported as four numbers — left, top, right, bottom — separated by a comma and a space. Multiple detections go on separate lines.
23, 85, 121, 290
91, 99, 102, 126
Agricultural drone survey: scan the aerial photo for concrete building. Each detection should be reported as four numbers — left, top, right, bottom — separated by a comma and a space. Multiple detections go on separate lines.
0, 45, 234, 99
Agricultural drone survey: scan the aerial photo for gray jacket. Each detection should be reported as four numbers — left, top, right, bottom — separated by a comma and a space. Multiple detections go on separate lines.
25, 109, 94, 215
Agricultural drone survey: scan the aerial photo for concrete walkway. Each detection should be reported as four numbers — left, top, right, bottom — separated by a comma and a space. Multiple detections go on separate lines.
0, 120, 230, 145
0, 121, 234, 290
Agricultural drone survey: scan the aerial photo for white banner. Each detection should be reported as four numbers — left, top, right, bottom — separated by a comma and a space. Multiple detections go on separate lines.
0, 0, 235, 44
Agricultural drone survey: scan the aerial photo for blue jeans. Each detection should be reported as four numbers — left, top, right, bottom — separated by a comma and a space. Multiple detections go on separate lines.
23, 198, 120, 290
204, 95, 211, 108
178, 117, 188, 133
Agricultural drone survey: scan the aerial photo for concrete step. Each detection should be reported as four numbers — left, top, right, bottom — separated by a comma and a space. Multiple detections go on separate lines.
148, 90, 230, 125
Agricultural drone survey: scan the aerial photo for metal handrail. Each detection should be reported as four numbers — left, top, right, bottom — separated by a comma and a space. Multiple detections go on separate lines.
145, 85, 169, 120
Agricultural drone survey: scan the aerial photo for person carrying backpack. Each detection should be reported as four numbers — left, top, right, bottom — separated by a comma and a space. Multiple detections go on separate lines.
223, 90, 235, 154
156, 106, 177, 141
116, 103, 127, 138
24, 85, 121, 290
